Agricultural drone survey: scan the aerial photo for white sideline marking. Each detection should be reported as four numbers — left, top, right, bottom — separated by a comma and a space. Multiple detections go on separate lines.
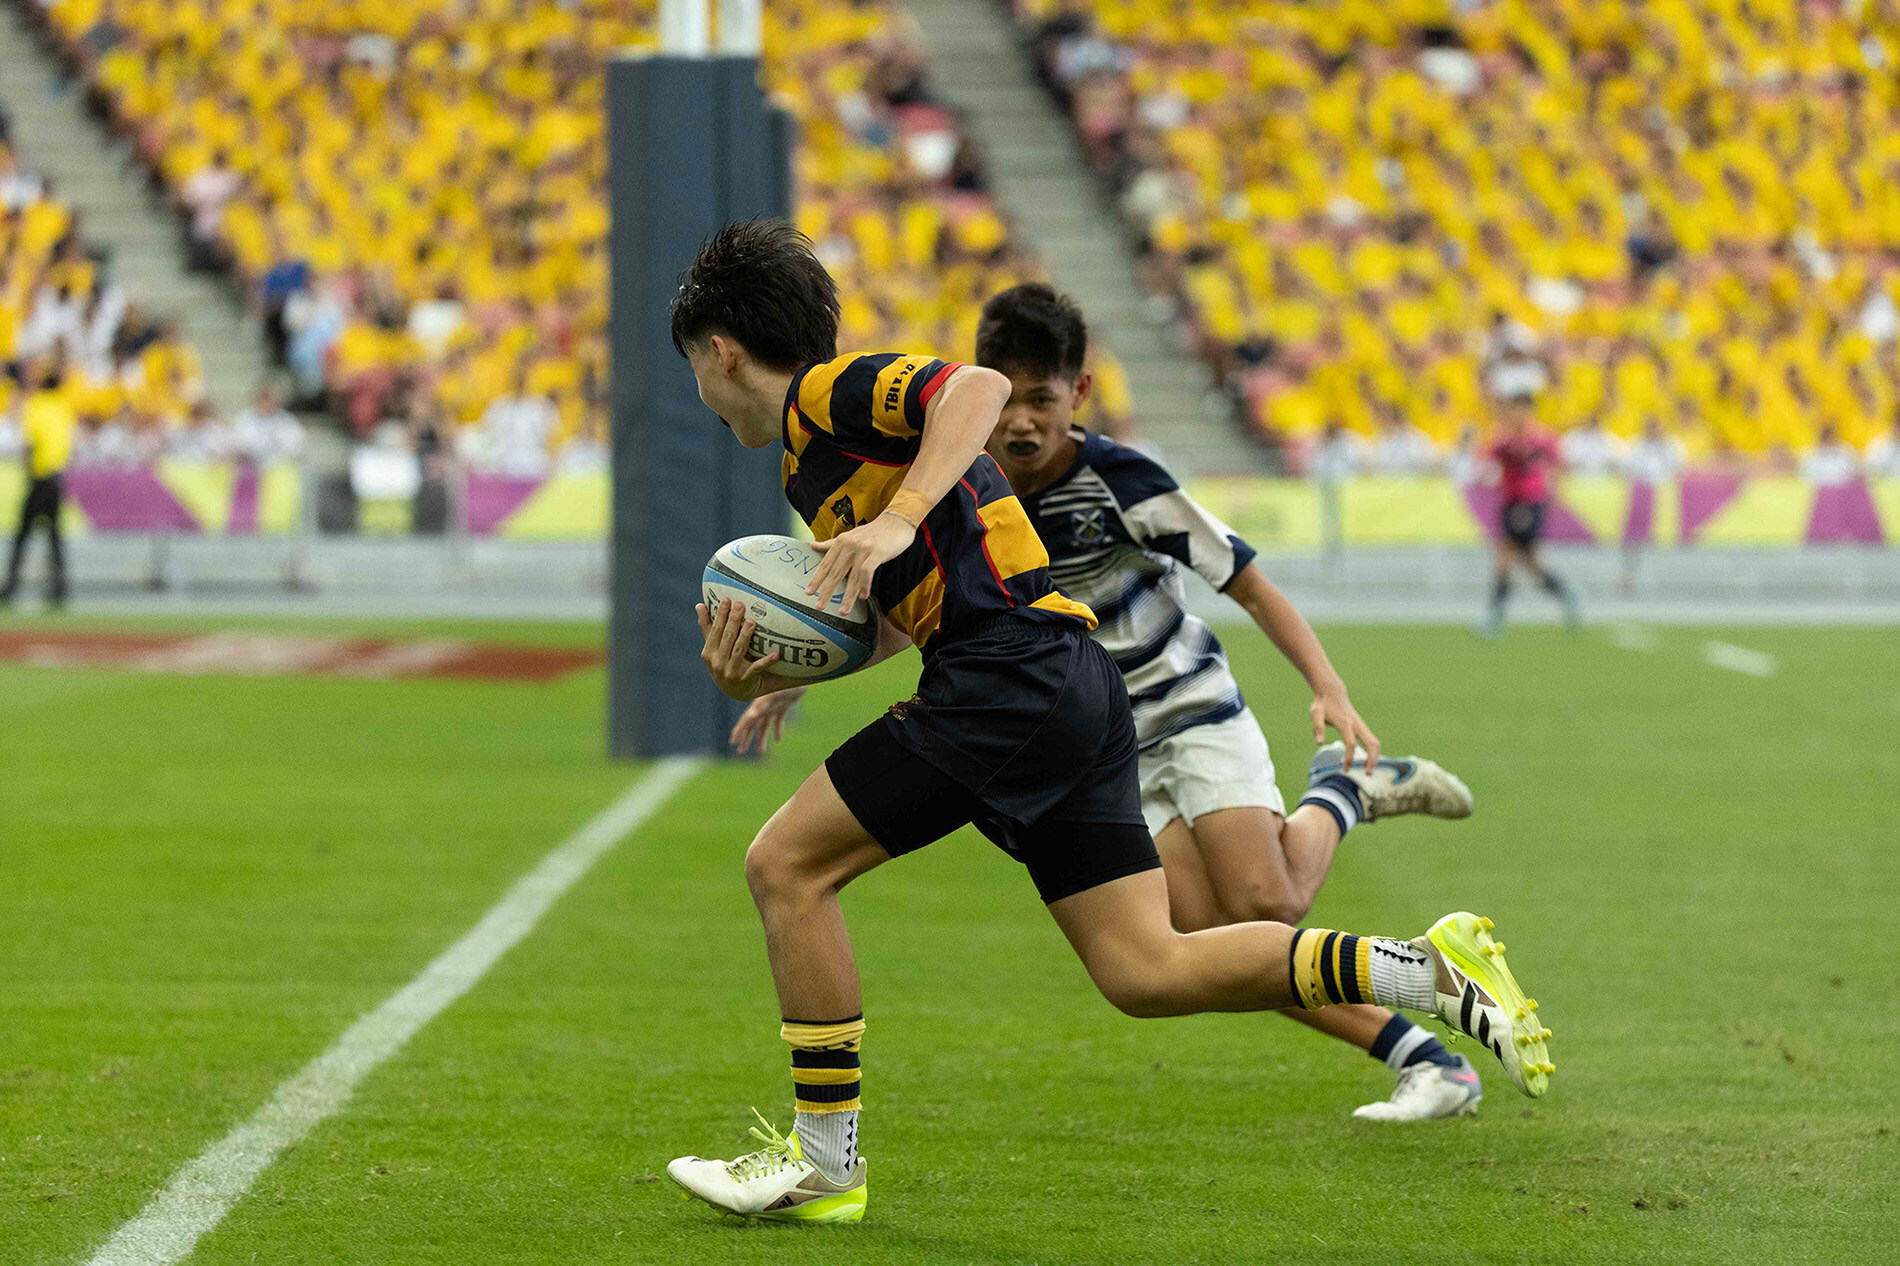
1702, 641, 1779, 678
86, 757, 703, 1266
1609, 624, 1658, 652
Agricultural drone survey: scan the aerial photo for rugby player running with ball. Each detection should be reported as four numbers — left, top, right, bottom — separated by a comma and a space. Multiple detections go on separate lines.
668, 220, 1554, 1224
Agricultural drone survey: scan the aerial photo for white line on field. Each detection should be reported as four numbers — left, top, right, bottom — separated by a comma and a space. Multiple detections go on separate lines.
86, 756, 704, 1266
1609, 623, 1658, 652
1701, 640, 1779, 678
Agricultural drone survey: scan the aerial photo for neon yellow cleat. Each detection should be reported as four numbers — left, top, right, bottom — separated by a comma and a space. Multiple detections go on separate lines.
1419, 912, 1553, 1097
667, 1112, 866, 1224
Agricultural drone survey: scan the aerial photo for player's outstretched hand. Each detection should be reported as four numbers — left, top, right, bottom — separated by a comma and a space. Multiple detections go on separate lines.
807, 511, 916, 612
697, 597, 783, 702
1311, 682, 1380, 773
730, 686, 807, 755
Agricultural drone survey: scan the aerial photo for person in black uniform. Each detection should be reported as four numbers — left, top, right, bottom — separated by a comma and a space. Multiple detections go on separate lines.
659, 220, 1552, 1223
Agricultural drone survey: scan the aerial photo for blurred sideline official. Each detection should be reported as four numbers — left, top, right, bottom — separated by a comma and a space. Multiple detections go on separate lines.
2, 357, 74, 608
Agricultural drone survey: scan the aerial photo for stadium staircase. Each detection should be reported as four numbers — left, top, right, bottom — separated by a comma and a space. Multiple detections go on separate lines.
0, 3, 267, 415
905, 0, 1264, 476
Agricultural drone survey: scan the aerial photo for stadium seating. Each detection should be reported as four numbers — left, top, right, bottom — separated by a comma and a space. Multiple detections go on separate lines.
1012, 0, 1900, 465
1, 119, 208, 454
36, 0, 1130, 466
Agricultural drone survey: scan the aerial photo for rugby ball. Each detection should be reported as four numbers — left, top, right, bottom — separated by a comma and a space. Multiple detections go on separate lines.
703, 535, 880, 682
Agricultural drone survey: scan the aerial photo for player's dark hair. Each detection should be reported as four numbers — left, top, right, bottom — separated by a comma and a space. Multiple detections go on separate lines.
975, 283, 1088, 381
670, 218, 839, 371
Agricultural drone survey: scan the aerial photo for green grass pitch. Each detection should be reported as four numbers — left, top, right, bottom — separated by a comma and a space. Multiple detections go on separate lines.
3, 614, 1897, 1263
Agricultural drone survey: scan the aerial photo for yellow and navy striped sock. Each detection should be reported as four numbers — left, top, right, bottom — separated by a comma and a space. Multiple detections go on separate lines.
1287, 928, 1374, 1009
783, 1014, 863, 1182
1288, 928, 1435, 1011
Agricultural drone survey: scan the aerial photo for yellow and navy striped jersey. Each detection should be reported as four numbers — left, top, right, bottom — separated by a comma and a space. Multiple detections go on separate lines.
781, 352, 1096, 652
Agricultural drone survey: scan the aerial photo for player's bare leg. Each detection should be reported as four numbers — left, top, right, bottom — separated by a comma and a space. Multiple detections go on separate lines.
1156, 812, 1391, 1032
744, 765, 889, 1021
1279, 1002, 1392, 1045
1154, 812, 1482, 1119
1049, 867, 1549, 1099
669, 767, 885, 1221
1049, 867, 1305, 1014
1157, 806, 1341, 927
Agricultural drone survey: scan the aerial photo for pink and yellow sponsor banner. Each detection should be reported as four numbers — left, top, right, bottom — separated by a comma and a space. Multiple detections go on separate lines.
8, 467, 1892, 546
1, 461, 300, 536
471, 472, 1888, 545
1187, 477, 1322, 549
1180, 475, 1889, 548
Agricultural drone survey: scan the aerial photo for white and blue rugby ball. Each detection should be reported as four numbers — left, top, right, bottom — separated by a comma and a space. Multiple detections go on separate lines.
703, 535, 880, 682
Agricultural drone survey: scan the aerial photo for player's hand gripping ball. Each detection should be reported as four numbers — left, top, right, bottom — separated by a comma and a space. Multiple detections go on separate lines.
702, 536, 881, 682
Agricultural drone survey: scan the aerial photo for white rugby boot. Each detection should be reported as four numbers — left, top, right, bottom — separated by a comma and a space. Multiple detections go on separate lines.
1309, 742, 1474, 822
668, 1112, 866, 1223
1352, 1054, 1483, 1121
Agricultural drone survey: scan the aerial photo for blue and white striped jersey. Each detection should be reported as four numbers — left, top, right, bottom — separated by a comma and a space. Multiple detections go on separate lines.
1019, 429, 1259, 748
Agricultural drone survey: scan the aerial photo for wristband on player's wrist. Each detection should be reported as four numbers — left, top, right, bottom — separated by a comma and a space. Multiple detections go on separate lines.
882, 490, 931, 529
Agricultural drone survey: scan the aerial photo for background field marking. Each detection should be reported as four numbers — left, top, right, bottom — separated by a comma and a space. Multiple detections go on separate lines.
1702, 640, 1780, 678
85, 756, 704, 1266
1609, 624, 1659, 652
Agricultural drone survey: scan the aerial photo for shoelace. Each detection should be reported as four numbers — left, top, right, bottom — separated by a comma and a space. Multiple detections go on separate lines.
723, 1109, 798, 1182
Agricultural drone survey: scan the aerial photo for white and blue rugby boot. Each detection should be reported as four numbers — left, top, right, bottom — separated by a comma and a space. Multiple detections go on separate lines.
1308, 742, 1473, 822
1352, 1054, 1483, 1121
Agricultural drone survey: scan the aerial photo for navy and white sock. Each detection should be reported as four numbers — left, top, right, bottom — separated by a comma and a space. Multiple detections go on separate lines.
1299, 774, 1364, 839
1368, 1012, 1459, 1072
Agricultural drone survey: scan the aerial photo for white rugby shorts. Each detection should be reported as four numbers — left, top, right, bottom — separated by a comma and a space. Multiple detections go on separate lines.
1138, 707, 1285, 837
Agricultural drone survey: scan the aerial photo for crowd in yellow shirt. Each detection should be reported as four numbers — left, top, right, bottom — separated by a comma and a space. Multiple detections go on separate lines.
38, 0, 1131, 460
1016, 0, 1900, 460
2, 134, 209, 445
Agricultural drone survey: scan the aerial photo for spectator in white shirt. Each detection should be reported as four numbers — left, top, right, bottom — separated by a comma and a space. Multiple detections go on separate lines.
76, 416, 155, 466
1559, 418, 1626, 475
1625, 418, 1683, 487
180, 150, 241, 271
168, 400, 237, 461
1368, 413, 1440, 474
76, 279, 126, 381
1865, 416, 1900, 477
468, 367, 557, 475
406, 281, 467, 359
16, 282, 84, 363
1800, 423, 1859, 487
1481, 310, 1549, 399
230, 381, 305, 464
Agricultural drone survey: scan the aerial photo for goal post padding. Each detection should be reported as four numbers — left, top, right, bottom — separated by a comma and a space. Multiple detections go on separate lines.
608, 53, 793, 758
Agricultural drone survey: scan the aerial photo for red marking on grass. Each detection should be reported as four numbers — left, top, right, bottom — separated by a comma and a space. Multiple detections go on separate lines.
0, 630, 600, 682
